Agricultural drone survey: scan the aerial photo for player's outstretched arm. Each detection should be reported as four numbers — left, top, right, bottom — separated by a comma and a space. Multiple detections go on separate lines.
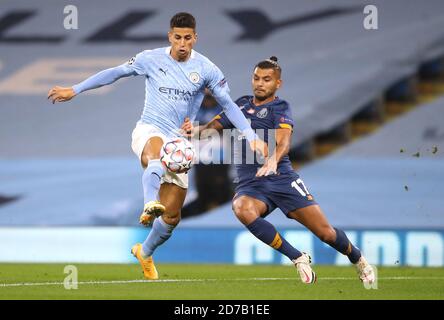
206, 64, 267, 155
47, 64, 137, 104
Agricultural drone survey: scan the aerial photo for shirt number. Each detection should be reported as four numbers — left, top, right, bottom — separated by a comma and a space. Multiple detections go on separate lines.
291, 178, 311, 197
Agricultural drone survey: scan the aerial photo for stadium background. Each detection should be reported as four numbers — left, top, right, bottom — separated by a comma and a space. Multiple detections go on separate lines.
1, 0, 443, 268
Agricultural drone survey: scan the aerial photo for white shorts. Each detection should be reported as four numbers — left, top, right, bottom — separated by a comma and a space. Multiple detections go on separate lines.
131, 122, 188, 189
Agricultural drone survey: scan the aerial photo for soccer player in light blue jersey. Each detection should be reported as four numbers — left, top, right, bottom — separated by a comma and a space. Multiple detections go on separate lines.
48, 12, 267, 280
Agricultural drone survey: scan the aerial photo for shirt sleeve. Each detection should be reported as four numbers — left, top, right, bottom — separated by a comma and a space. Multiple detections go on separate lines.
211, 111, 234, 129
205, 63, 229, 98
72, 52, 148, 95
72, 64, 137, 95
205, 64, 257, 141
273, 104, 294, 130
125, 51, 149, 75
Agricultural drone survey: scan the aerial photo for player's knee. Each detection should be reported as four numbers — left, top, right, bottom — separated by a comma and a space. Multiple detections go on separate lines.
141, 137, 163, 166
318, 227, 336, 244
162, 211, 181, 226
142, 150, 161, 166
233, 201, 249, 216
232, 201, 258, 225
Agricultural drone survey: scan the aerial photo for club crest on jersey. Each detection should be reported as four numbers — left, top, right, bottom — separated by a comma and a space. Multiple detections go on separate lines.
189, 72, 200, 83
256, 108, 268, 118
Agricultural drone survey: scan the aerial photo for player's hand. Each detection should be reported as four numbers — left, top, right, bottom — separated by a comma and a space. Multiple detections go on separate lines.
47, 86, 76, 104
256, 156, 278, 177
180, 117, 195, 138
249, 139, 268, 158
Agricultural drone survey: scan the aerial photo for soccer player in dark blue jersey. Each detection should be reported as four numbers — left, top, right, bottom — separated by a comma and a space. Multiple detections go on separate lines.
193, 57, 375, 284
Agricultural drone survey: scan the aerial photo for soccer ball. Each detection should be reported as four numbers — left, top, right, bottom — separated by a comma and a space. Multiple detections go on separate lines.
160, 137, 195, 173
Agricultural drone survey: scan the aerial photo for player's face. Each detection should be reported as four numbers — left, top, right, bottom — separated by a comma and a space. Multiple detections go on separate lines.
168, 28, 197, 62
252, 68, 282, 101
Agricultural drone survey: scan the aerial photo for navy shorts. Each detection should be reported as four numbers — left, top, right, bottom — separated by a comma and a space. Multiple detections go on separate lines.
233, 171, 317, 216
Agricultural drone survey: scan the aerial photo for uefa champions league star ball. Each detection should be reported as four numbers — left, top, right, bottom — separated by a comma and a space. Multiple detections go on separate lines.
160, 137, 195, 173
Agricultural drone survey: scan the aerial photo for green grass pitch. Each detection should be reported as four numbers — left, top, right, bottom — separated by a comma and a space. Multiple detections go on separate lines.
0, 264, 443, 300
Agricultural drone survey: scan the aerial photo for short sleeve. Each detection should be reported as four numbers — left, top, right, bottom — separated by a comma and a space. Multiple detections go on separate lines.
273, 104, 294, 130
212, 112, 234, 129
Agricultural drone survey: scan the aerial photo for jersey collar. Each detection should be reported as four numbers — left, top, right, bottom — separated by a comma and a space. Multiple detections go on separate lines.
249, 96, 281, 108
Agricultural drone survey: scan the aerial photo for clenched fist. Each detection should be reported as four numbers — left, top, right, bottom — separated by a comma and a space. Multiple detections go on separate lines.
47, 86, 76, 104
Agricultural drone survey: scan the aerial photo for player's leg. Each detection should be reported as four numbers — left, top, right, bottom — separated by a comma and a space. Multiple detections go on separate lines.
287, 204, 375, 283
233, 194, 316, 284
131, 123, 169, 224
268, 173, 361, 261
141, 182, 186, 257
287, 205, 360, 261
233, 195, 307, 264
132, 182, 187, 279
138, 136, 167, 224
232, 195, 267, 225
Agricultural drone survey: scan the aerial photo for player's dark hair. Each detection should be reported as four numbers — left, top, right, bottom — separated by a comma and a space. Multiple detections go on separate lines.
170, 12, 196, 30
255, 56, 282, 77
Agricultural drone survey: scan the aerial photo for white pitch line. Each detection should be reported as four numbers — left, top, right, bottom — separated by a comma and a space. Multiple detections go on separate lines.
1, 277, 443, 288
0, 279, 210, 288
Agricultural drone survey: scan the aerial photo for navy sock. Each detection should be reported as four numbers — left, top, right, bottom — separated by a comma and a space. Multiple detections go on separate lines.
329, 227, 361, 264
246, 217, 302, 261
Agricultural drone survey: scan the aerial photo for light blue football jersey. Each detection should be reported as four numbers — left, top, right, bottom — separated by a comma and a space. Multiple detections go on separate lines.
124, 47, 228, 137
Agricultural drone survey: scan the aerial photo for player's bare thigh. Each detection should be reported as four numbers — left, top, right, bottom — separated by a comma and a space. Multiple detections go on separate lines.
141, 136, 164, 168
232, 195, 268, 225
158, 182, 187, 226
287, 205, 336, 243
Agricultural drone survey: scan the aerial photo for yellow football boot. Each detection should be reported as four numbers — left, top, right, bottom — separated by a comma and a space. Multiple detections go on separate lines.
139, 200, 165, 226
131, 243, 159, 280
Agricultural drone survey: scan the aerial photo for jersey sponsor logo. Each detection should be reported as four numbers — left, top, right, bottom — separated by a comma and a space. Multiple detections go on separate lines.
127, 56, 135, 65
158, 87, 199, 102
159, 87, 199, 96
256, 108, 268, 118
189, 72, 200, 83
